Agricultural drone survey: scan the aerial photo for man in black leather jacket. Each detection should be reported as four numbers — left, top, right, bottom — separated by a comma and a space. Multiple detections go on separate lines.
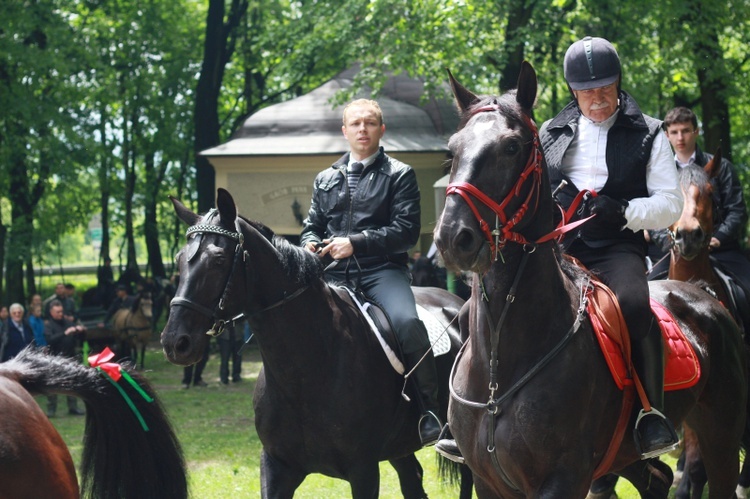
300, 98, 441, 446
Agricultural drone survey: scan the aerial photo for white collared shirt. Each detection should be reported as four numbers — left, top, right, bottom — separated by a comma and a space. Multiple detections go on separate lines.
560, 112, 682, 231
348, 151, 379, 171
675, 150, 697, 169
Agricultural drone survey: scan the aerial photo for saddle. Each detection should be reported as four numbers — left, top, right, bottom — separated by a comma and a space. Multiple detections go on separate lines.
334, 286, 453, 375
587, 278, 700, 478
588, 279, 701, 393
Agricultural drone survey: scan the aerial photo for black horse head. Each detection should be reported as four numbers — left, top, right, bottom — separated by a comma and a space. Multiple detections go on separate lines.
435, 61, 553, 274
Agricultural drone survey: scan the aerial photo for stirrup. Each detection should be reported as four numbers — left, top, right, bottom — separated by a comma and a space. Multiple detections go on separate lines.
634, 408, 679, 459
434, 424, 465, 464
418, 411, 441, 446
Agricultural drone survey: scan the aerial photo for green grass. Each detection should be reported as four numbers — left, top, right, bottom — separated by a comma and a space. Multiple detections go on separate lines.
44, 343, 706, 498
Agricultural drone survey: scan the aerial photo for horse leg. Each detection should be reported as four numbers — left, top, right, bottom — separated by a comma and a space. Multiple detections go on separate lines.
458, 464, 474, 499
259, 449, 305, 499
676, 426, 706, 499
587, 474, 618, 499
389, 454, 426, 499
347, 461, 381, 499
616, 458, 673, 499
738, 456, 750, 498
139, 340, 146, 369
691, 420, 741, 499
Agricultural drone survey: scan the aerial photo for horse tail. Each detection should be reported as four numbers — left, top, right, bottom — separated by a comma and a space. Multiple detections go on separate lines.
1, 347, 188, 499
437, 455, 474, 497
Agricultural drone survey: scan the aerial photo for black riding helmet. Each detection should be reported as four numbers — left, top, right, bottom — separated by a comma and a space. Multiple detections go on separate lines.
564, 36, 621, 92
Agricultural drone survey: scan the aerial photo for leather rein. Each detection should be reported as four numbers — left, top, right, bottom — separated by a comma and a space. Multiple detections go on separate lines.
169, 213, 309, 337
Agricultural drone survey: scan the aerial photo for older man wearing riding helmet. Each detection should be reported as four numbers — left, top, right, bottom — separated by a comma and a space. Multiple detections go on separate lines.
543, 36, 683, 460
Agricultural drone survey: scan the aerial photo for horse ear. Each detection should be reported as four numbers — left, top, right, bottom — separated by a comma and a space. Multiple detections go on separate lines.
447, 69, 479, 114
170, 196, 201, 226
216, 188, 238, 225
705, 147, 722, 179
515, 61, 537, 113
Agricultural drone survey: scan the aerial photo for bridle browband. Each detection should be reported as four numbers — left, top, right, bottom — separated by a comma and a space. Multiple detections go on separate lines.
445, 105, 546, 260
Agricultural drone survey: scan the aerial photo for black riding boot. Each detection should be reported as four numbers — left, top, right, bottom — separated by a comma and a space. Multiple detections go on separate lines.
435, 424, 464, 463
631, 321, 679, 459
405, 350, 442, 446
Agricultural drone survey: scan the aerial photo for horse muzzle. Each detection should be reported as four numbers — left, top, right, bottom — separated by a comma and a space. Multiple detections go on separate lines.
160, 314, 210, 366
435, 200, 492, 273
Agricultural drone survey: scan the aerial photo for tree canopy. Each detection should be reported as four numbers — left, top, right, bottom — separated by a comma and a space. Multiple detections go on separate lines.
1, 0, 749, 303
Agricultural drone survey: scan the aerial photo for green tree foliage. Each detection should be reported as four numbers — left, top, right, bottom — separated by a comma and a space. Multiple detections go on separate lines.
2, 0, 750, 303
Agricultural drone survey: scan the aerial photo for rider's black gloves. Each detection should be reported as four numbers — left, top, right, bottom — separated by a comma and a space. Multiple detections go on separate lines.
588, 195, 628, 230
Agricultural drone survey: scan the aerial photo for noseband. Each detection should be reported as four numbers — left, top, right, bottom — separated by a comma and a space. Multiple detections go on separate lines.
446, 106, 545, 259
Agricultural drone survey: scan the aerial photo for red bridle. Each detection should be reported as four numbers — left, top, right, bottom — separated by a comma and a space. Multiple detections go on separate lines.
445, 106, 545, 259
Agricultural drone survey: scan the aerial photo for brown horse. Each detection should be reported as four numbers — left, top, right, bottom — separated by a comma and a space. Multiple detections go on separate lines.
112, 292, 153, 368
160, 190, 473, 498
664, 152, 750, 498
0, 347, 186, 498
433, 61, 748, 497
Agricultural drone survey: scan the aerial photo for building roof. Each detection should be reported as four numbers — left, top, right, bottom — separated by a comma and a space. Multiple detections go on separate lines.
201, 67, 459, 157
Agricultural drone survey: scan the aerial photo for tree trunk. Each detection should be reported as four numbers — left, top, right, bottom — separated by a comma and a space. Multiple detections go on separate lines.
99, 106, 111, 263
695, 32, 731, 161
194, 0, 249, 212
143, 151, 166, 278
497, 0, 536, 93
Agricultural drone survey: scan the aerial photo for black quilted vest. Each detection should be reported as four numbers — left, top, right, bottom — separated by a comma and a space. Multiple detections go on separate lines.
540, 92, 662, 249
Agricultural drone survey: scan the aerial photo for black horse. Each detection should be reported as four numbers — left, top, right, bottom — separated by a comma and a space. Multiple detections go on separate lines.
161, 189, 472, 498
433, 61, 748, 497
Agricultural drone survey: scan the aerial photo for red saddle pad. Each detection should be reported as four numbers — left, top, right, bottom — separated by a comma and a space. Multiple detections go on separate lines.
590, 295, 700, 392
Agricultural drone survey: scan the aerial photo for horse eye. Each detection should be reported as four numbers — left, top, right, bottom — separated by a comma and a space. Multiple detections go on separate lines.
504, 141, 521, 155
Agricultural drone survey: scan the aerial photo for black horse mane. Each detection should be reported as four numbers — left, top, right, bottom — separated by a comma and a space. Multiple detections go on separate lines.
239, 215, 325, 285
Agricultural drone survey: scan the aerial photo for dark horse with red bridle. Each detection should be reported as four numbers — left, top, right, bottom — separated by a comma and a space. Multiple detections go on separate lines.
161, 190, 472, 498
433, 61, 748, 497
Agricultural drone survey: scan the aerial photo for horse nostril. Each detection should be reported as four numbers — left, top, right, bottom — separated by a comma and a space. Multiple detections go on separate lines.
174, 334, 192, 355
455, 228, 478, 253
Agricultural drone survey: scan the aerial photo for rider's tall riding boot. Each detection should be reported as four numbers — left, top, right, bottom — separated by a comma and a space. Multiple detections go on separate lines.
405, 349, 442, 446
631, 319, 679, 459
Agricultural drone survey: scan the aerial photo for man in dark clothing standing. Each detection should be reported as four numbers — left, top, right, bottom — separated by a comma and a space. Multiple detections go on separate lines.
300, 98, 441, 446
45, 300, 86, 416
